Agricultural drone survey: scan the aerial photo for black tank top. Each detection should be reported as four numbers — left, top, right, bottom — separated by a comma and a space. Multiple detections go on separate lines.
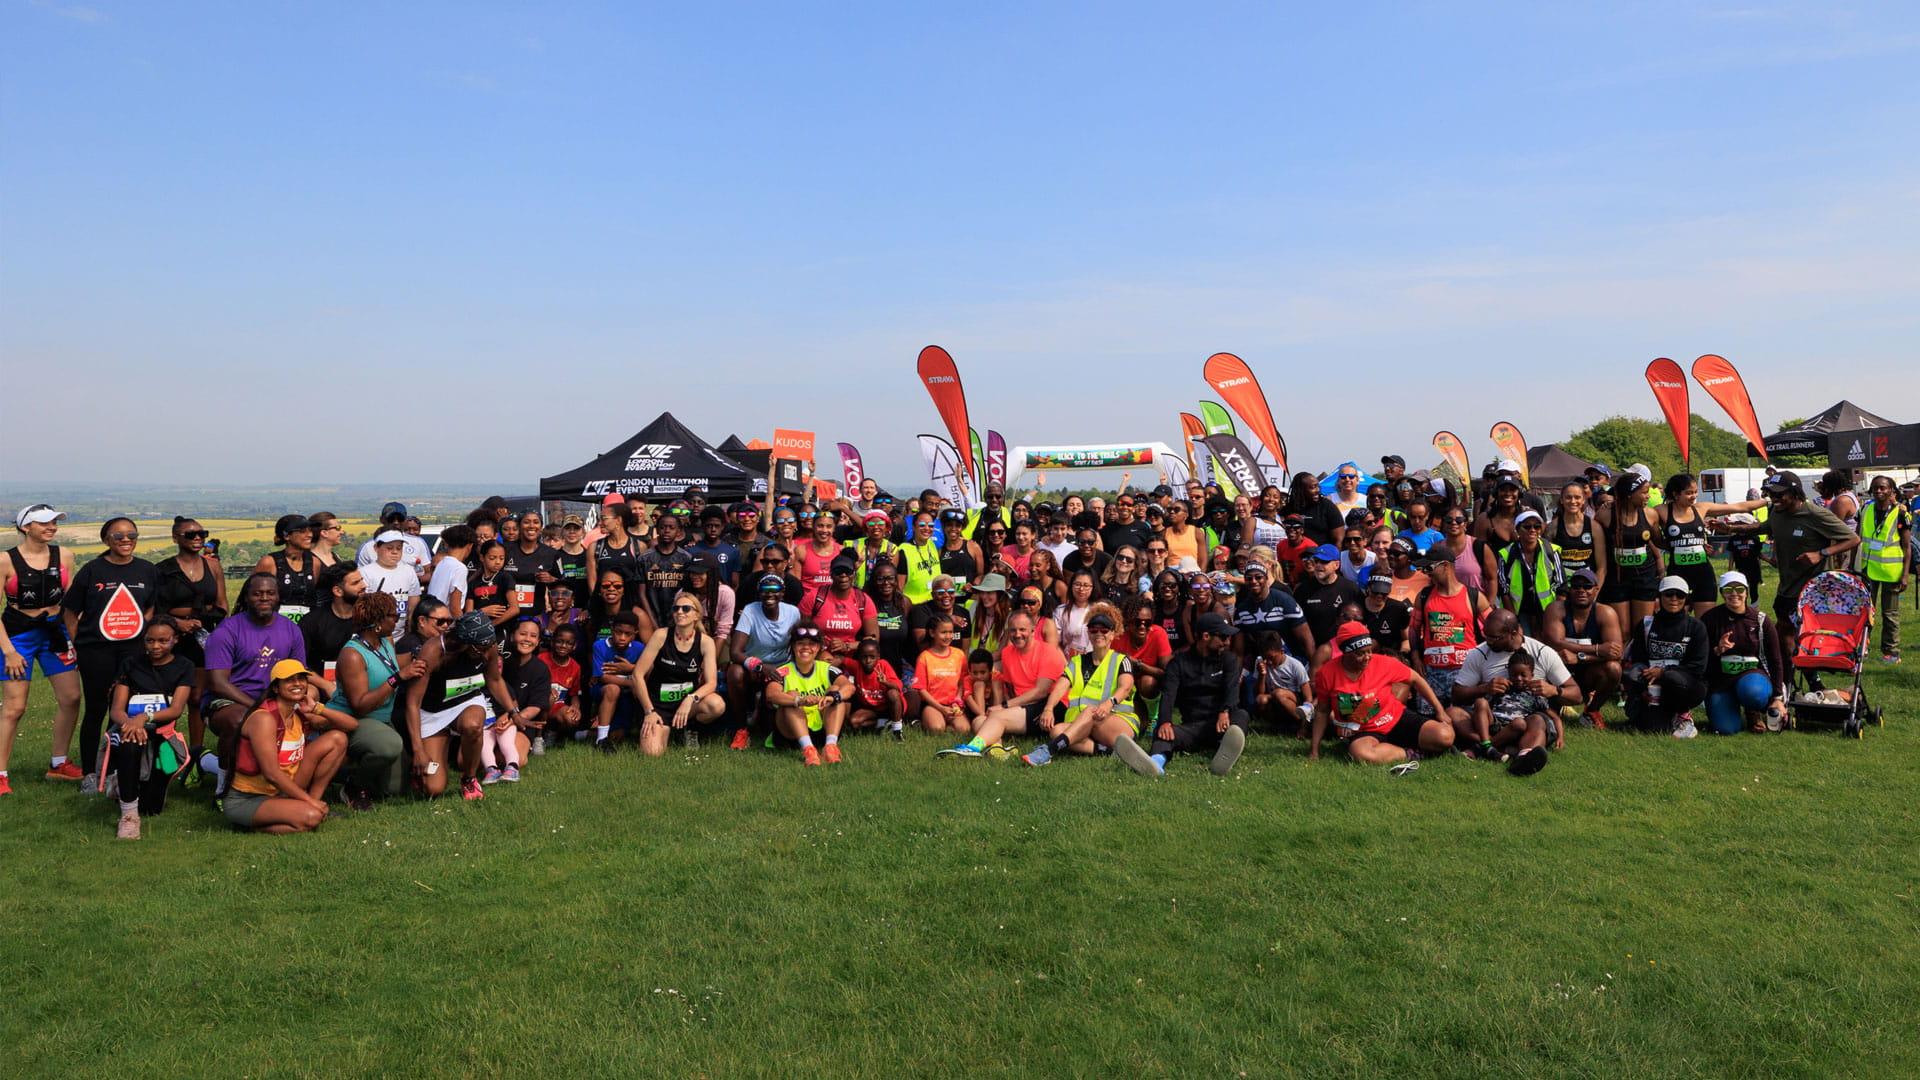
1663, 508, 1711, 570
269, 550, 317, 610
939, 545, 977, 583
1611, 509, 1657, 579
594, 535, 645, 586
1561, 603, 1598, 646
645, 631, 705, 705
1551, 517, 1597, 574
6, 545, 65, 609
422, 647, 488, 711
156, 555, 221, 619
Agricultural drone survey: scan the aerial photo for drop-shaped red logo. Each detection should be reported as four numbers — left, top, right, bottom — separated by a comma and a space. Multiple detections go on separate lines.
99, 583, 146, 642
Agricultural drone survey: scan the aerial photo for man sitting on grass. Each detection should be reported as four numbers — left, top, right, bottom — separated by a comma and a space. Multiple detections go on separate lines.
1450, 609, 1579, 761
1309, 620, 1453, 774
1112, 613, 1248, 778
939, 611, 1063, 759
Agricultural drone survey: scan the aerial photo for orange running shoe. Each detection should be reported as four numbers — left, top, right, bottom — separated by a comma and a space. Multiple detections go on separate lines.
823, 743, 842, 765
46, 762, 84, 781
729, 728, 751, 751
801, 746, 822, 767
0, 774, 13, 796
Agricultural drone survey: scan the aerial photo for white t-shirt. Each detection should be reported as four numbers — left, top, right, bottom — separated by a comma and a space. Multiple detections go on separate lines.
734, 601, 801, 665
1039, 539, 1077, 569
426, 556, 468, 608
357, 535, 434, 578
360, 561, 423, 634
1457, 636, 1573, 689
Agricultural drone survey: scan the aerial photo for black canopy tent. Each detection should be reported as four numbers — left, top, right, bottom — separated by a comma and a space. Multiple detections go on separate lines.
1764, 401, 1897, 457
717, 435, 808, 498
1526, 443, 1597, 492
539, 412, 757, 502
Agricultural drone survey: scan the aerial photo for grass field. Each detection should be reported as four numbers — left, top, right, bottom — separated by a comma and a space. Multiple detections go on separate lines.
2, 584, 1917, 1077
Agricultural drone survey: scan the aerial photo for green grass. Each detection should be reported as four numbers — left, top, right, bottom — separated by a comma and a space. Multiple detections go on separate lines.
3, 599, 1917, 1077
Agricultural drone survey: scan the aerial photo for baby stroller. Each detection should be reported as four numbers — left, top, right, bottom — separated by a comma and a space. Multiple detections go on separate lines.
1788, 571, 1883, 738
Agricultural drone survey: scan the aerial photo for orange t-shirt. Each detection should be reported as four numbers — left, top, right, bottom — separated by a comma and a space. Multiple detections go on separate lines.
915, 646, 970, 708
999, 640, 1066, 698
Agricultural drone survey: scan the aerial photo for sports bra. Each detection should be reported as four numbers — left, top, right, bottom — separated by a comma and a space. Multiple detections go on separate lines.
5, 545, 69, 609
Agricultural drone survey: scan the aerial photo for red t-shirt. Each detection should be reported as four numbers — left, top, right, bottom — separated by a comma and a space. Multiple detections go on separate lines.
811, 589, 876, 647
845, 657, 902, 706
1114, 625, 1172, 671
540, 652, 583, 707
999, 640, 1066, 699
1274, 537, 1318, 584
1312, 654, 1415, 735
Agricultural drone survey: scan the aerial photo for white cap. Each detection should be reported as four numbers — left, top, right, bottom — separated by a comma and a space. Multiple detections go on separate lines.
1658, 575, 1691, 596
15, 504, 64, 529
1498, 458, 1522, 474
1629, 463, 1652, 481
1514, 509, 1544, 527
375, 529, 409, 544
1174, 556, 1202, 573
1717, 570, 1749, 591
1427, 477, 1448, 495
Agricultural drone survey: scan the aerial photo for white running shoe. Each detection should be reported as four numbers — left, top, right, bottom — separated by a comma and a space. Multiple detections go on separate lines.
1672, 719, 1698, 739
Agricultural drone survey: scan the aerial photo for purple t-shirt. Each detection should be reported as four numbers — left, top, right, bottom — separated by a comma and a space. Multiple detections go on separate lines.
203, 614, 307, 703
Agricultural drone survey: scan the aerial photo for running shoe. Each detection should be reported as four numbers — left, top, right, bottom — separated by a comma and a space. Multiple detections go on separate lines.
345, 785, 375, 811
529, 736, 546, 757
116, 810, 141, 840
596, 738, 618, 755
79, 773, 99, 795
1111, 737, 1163, 777
1210, 725, 1246, 776
683, 730, 700, 750
45, 761, 83, 781
729, 728, 751, 751
823, 743, 842, 765
890, 723, 905, 742
1584, 709, 1607, 731
1389, 751, 1422, 777
1881, 653, 1902, 665
0, 775, 11, 796
937, 744, 983, 758
1559, 704, 1583, 728
801, 746, 823, 767
1021, 744, 1052, 767
461, 777, 485, 801
987, 743, 1016, 761
1508, 747, 1548, 777
482, 766, 503, 785
1672, 718, 1698, 739
502, 764, 521, 783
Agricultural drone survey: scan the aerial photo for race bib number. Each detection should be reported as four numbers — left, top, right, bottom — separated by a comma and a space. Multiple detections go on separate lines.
657, 681, 693, 704
1719, 653, 1761, 676
551, 682, 573, 704
1615, 547, 1649, 567
280, 604, 312, 624
129, 692, 168, 716
323, 660, 337, 680
1673, 539, 1708, 566
515, 584, 537, 609
443, 673, 484, 703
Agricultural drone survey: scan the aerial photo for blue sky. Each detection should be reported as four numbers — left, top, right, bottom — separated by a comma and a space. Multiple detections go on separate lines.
5, 2, 1917, 491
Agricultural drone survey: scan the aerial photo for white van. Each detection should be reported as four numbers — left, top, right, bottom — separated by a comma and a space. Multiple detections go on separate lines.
1699, 468, 1812, 503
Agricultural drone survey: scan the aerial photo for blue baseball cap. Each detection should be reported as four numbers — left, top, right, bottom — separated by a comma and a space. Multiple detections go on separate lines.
1309, 543, 1340, 562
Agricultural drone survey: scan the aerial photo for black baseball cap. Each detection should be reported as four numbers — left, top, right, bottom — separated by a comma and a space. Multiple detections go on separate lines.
1762, 470, 1802, 495
380, 501, 408, 522
1194, 612, 1239, 638
1151, 484, 1174, 497
1381, 454, 1405, 468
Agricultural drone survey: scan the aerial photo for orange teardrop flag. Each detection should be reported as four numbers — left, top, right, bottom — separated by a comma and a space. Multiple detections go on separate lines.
1202, 353, 1288, 477
1179, 412, 1205, 471
1431, 431, 1471, 481
1489, 422, 1530, 487
917, 346, 978, 491
1644, 358, 1691, 468
1690, 354, 1769, 460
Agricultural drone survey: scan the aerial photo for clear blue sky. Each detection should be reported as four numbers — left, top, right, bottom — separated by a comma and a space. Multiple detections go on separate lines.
6, 2, 1917, 491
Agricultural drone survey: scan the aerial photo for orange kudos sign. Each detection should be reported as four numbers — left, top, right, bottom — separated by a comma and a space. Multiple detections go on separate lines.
773, 428, 816, 464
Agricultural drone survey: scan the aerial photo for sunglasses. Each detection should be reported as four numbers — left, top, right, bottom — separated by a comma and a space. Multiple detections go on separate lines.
1075, 537, 1096, 545
934, 588, 956, 595
1445, 517, 1467, 525
1147, 547, 1166, 555
793, 628, 821, 640
672, 604, 698, 614
1660, 590, 1688, 599
1018, 597, 1041, 606
1115, 555, 1135, 564
178, 529, 209, 541
1722, 585, 1749, 595
668, 508, 691, 517
799, 512, 818, 520
107, 532, 138, 542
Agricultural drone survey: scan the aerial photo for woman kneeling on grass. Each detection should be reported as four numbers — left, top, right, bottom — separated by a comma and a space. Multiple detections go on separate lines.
224, 660, 350, 833
1310, 621, 1454, 775
1021, 604, 1138, 767
764, 621, 854, 766
104, 617, 195, 839
632, 591, 724, 755
404, 612, 511, 801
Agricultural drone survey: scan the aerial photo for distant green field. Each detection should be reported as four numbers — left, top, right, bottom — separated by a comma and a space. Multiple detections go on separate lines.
1, 572, 1916, 1077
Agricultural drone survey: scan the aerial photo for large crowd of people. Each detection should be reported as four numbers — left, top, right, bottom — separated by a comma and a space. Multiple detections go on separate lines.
1, 460, 1912, 838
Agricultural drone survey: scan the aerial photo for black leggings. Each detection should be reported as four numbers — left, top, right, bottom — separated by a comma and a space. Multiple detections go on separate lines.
109, 729, 173, 814
76, 642, 138, 775
1150, 707, 1250, 757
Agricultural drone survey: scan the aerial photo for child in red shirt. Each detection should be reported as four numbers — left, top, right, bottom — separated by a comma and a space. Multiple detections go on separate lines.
845, 638, 905, 738
539, 625, 586, 745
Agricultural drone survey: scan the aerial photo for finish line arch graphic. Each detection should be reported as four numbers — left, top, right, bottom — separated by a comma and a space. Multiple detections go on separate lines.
1006, 443, 1186, 488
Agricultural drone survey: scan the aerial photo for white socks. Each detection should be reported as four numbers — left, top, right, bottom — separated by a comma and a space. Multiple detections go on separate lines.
796, 735, 814, 750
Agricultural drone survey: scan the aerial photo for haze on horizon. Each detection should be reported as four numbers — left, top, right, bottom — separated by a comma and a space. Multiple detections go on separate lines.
6, 2, 1918, 490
